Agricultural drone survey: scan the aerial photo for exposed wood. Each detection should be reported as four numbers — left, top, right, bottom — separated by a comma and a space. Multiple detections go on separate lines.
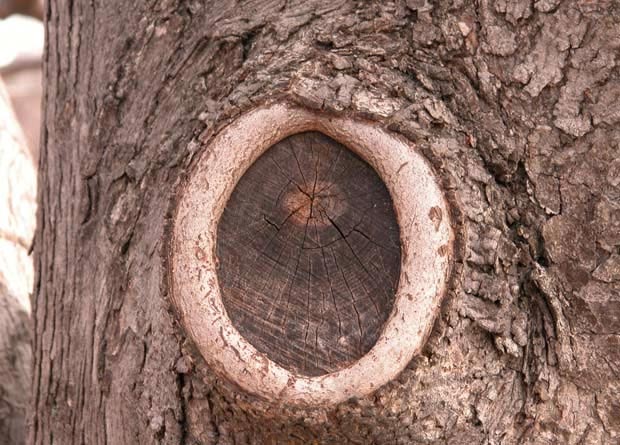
32, 1, 620, 444
217, 131, 400, 376
170, 104, 452, 406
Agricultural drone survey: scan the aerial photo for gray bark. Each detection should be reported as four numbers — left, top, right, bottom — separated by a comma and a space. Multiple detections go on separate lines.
32, 1, 619, 444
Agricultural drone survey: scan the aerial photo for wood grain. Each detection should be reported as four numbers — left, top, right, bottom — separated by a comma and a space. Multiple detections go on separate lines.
216, 131, 401, 376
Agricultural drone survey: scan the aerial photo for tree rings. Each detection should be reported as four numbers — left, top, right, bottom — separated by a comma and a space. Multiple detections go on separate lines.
170, 103, 453, 406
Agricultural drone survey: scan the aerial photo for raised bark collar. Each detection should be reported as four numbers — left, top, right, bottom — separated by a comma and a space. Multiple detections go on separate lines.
170, 102, 453, 407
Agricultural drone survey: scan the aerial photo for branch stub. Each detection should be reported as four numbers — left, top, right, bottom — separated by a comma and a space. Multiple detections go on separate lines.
171, 103, 453, 407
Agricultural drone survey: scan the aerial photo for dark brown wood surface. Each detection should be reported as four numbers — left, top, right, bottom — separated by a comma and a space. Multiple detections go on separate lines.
217, 132, 400, 376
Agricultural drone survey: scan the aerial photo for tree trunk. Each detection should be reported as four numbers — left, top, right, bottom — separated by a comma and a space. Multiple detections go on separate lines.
32, 1, 619, 444
0, 78, 35, 445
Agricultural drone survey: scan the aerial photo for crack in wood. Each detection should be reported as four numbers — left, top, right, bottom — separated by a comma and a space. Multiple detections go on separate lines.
216, 131, 400, 376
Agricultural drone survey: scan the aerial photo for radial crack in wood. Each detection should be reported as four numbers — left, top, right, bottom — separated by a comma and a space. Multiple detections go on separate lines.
216, 131, 401, 376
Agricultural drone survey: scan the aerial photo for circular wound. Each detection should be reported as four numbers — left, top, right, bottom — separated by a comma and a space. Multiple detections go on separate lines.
216, 131, 401, 376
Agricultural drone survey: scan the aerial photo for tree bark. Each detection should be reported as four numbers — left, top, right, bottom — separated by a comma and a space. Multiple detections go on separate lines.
32, 1, 619, 444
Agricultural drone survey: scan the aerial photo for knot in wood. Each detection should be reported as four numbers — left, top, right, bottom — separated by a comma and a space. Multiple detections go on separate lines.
217, 132, 400, 376
170, 103, 453, 407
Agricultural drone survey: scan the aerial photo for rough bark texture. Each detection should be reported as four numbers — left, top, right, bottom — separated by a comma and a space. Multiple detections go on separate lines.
33, 1, 619, 444
0, 78, 35, 445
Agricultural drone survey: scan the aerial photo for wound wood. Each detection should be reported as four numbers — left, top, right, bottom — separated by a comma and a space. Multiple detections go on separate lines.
216, 131, 401, 376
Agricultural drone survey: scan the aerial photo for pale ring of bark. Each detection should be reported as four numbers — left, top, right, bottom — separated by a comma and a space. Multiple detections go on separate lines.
171, 102, 453, 407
